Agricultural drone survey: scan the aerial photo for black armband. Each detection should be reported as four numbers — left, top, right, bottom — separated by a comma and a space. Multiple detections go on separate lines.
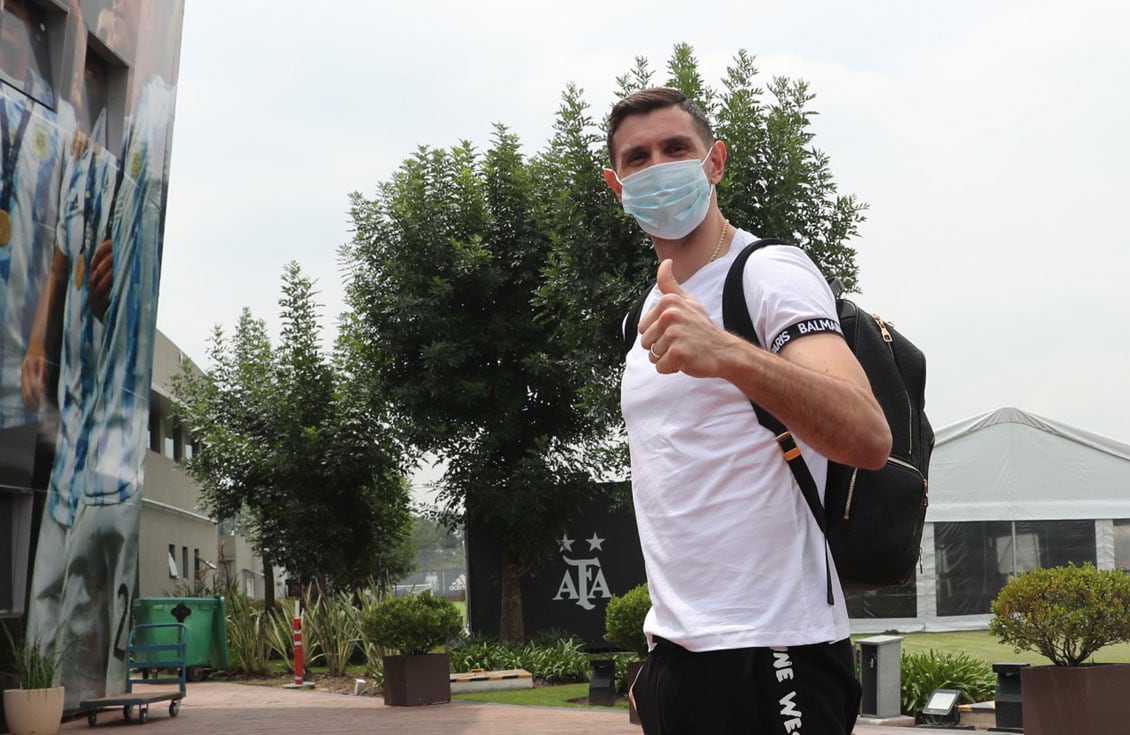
768, 318, 843, 354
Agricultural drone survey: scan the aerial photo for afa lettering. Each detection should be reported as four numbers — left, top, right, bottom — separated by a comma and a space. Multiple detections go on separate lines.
554, 557, 611, 611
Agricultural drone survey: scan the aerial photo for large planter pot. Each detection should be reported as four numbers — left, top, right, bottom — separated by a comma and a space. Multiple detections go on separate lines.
2, 687, 65, 735
382, 653, 451, 706
1020, 663, 1130, 735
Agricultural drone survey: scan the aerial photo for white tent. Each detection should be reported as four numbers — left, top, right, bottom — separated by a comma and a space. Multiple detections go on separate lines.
850, 406, 1130, 634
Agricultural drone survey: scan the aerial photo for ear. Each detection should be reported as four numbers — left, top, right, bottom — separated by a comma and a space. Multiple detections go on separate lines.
603, 168, 623, 197
705, 141, 727, 185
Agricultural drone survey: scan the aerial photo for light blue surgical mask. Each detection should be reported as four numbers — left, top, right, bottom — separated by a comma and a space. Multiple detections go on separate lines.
609, 148, 714, 239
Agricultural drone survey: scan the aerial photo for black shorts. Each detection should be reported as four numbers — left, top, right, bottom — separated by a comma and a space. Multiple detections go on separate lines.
630, 636, 861, 735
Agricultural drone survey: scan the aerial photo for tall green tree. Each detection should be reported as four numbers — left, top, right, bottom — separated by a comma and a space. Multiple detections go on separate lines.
345, 129, 600, 640
172, 263, 413, 602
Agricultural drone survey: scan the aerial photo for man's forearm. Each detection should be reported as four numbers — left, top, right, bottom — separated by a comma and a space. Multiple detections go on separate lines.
717, 335, 891, 468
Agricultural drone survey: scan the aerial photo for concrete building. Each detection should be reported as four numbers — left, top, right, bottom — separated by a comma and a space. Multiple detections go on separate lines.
142, 329, 274, 600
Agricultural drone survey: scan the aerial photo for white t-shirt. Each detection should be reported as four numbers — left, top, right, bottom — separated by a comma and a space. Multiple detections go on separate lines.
620, 229, 850, 652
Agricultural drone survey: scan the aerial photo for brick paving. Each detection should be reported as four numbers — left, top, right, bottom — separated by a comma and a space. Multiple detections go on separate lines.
55, 681, 965, 734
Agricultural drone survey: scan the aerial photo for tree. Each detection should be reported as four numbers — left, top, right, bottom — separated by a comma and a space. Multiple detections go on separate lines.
172, 311, 280, 607
345, 129, 601, 640
345, 44, 866, 639
172, 262, 413, 602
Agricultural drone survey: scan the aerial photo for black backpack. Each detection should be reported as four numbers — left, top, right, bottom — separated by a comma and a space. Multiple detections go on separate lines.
622, 238, 933, 600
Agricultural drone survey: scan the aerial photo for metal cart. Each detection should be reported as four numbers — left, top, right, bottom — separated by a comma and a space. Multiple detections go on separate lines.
79, 622, 187, 726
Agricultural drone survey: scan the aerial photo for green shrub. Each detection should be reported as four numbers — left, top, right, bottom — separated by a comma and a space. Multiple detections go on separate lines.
448, 635, 595, 684
224, 592, 274, 675
303, 585, 361, 677
521, 637, 591, 683
361, 591, 463, 656
262, 596, 297, 672
900, 649, 995, 716
604, 583, 650, 658
2, 623, 61, 689
990, 563, 1130, 667
448, 635, 523, 673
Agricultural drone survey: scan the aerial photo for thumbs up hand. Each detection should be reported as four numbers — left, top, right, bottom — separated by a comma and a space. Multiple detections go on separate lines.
638, 259, 734, 377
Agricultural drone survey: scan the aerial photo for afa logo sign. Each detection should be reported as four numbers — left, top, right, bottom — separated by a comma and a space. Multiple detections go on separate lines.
552, 532, 612, 611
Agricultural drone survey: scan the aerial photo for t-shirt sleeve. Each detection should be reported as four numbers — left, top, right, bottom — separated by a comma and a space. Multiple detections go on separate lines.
742, 245, 841, 354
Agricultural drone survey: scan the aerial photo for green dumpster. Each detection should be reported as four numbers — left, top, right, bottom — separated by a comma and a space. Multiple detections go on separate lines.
132, 596, 230, 680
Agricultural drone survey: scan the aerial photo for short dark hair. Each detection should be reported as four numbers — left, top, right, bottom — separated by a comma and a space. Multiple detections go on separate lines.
606, 87, 714, 165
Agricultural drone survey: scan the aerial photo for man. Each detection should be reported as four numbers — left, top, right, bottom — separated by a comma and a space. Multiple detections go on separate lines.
605, 87, 891, 734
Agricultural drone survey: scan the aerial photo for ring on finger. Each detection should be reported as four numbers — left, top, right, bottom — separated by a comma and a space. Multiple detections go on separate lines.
649, 345, 662, 360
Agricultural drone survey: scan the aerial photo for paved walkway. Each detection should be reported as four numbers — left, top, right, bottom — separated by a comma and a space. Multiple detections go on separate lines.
56, 682, 967, 734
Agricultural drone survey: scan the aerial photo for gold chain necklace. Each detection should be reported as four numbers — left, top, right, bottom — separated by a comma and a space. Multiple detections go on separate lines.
708, 218, 730, 263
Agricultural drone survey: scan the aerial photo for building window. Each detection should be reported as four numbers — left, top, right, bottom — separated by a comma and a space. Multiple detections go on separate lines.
935, 520, 1097, 617
168, 545, 178, 578
149, 409, 160, 451
182, 546, 188, 583
1115, 520, 1130, 570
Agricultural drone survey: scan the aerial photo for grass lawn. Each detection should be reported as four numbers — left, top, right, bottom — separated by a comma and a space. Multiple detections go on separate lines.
452, 630, 1130, 709
868, 629, 1130, 667
453, 681, 628, 709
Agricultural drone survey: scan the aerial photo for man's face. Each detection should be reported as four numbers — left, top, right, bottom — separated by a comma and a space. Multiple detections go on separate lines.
609, 106, 712, 180
604, 105, 720, 199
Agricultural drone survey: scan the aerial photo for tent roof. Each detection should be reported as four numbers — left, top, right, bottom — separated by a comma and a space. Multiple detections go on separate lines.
927, 407, 1130, 522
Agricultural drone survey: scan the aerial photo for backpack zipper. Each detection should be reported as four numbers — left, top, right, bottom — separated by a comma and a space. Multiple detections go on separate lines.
842, 457, 926, 520
871, 313, 914, 456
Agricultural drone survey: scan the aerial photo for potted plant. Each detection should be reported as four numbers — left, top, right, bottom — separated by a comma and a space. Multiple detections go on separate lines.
2, 625, 64, 735
989, 562, 1130, 735
361, 591, 463, 706
604, 583, 650, 724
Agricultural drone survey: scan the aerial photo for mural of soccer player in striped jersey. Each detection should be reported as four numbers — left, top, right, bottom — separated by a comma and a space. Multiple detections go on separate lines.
59, 0, 181, 706
9, 0, 184, 707
21, 0, 118, 699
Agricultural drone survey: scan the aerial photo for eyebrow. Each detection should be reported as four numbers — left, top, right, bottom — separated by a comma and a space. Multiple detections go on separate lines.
618, 133, 700, 165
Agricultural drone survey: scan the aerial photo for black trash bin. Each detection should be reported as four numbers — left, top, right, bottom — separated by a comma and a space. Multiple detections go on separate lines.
589, 659, 617, 707
992, 662, 1028, 732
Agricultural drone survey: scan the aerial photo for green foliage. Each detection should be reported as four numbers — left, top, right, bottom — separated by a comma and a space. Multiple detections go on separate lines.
900, 649, 995, 716
990, 563, 1130, 667
301, 585, 362, 677
356, 586, 387, 678
448, 636, 596, 684
262, 597, 297, 673
448, 635, 524, 674
361, 592, 464, 657
223, 593, 274, 675
604, 583, 650, 658
171, 263, 413, 595
1, 623, 61, 689
521, 637, 592, 683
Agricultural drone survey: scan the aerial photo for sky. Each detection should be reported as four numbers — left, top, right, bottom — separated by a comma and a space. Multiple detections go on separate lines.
158, 0, 1130, 448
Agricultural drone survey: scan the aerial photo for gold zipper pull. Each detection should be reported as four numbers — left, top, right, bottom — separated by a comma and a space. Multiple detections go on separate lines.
873, 315, 893, 343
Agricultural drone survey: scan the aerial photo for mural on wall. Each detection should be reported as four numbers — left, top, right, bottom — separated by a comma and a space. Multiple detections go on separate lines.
0, 0, 182, 708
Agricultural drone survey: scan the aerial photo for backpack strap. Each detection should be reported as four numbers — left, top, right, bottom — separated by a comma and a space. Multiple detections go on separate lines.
621, 288, 653, 359
721, 238, 835, 605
